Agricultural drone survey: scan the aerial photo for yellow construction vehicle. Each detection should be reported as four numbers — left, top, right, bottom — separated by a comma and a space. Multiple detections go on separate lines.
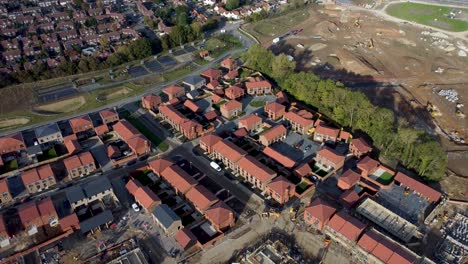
367, 38, 374, 49
270, 212, 280, 218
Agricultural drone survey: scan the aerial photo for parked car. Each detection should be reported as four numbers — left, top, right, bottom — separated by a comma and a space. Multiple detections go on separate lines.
303, 145, 311, 153
294, 139, 304, 149
132, 203, 140, 212
210, 161, 222, 172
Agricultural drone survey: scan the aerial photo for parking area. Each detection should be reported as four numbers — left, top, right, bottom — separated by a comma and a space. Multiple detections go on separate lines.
144, 60, 164, 73
158, 56, 177, 67
128, 66, 149, 78
36, 83, 77, 103
7, 175, 26, 198
272, 132, 320, 163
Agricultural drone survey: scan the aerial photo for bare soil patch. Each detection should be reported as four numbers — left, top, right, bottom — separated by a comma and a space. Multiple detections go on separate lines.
33, 96, 86, 114
0, 117, 30, 129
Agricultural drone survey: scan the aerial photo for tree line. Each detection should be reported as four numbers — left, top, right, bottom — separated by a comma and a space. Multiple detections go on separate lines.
242, 45, 447, 181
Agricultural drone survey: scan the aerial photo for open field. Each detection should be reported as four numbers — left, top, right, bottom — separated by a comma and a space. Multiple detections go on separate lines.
386, 2, 468, 32
33, 96, 86, 114
244, 5, 468, 176
243, 10, 310, 39
0, 117, 30, 129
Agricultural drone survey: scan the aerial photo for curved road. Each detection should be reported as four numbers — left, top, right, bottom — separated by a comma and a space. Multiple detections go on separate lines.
0, 22, 254, 137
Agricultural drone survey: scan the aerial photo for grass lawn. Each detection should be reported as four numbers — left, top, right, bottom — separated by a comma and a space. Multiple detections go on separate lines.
249, 101, 265, 107
37, 148, 58, 162
295, 182, 310, 194
134, 169, 153, 186
120, 111, 169, 152
0, 159, 18, 174
245, 10, 310, 38
377, 171, 394, 185
386, 3, 468, 32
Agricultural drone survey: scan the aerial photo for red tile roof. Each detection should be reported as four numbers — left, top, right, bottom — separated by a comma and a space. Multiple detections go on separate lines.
211, 94, 223, 104
304, 197, 336, 223
22, 164, 54, 185
142, 94, 162, 108
175, 228, 197, 249
59, 213, 80, 231
18, 202, 41, 226
107, 145, 120, 158
263, 147, 296, 169
186, 185, 218, 212
134, 186, 160, 210
0, 216, 6, 233
260, 125, 287, 142
276, 91, 288, 104
350, 138, 372, 153
245, 80, 271, 89
113, 120, 139, 141
315, 124, 340, 138
37, 197, 56, 219
327, 211, 366, 241
148, 158, 173, 175
294, 163, 312, 177
160, 165, 197, 194
339, 169, 361, 187
357, 230, 416, 264
159, 105, 188, 125
225, 85, 244, 99
207, 80, 220, 90
238, 156, 276, 183
204, 110, 217, 121
163, 84, 184, 96
221, 58, 236, 68
0, 132, 25, 153
340, 189, 361, 206
99, 109, 117, 119
221, 100, 242, 112
284, 111, 314, 127
201, 68, 222, 80
317, 146, 345, 165
199, 134, 222, 149
205, 201, 234, 226
394, 172, 441, 202
183, 100, 200, 113
69, 115, 93, 131
297, 109, 313, 119
267, 176, 294, 195
238, 114, 262, 129
63, 151, 94, 171
0, 179, 9, 194
180, 120, 203, 133
264, 101, 285, 113
357, 156, 380, 173
64, 138, 81, 154
125, 179, 143, 195
94, 124, 109, 136
224, 69, 238, 79
212, 140, 247, 163
233, 128, 248, 138
127, 134, 150, 154
339, 130, 352, 141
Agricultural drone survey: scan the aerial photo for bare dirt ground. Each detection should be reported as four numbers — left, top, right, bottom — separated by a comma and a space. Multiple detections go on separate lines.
245, 5, 468, 179
0, 117, 30, 129
33, 96, 86, 114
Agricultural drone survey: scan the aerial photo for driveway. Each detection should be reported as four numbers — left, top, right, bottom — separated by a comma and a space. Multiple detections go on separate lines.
84, 138, 113, 172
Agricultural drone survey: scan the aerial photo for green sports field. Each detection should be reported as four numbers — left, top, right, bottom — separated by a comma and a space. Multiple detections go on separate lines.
386, 2, 468, 32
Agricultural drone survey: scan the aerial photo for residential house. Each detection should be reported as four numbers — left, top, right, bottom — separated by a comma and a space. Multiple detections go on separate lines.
58, 213, 80, 232
225, 86, 244, 100
142, 94, 162, 110
148, 158, 173, 176
0, 216, 9, 248
183, 100, 200, 113
224, 69, 238, 80
212, 139, 247, 171
356, 156, 380, 177
79, 210, 114, 235
0, 179, 12, 206
259, 125, 287, 146
303, 197, 336, 230
21, 164, 56, 194
63, 151, 96, 180
113, 120, 151, 156
199, 134, 222, 153
186, 185, 219, 213
237, 156, 276, 190
206, 80, 220, 90
205, 201, 235, 232
263, 147, 296, 169
99, 109, 119, 125
37, 197, 58, 227
220, 100, 242, 119
394, 172, 441, 202
183, 76, 206, 90
314, 124, 340, 143
66, 177, 117, 210
238, 114, 262, 132
349, 138, 372, 158
315, 147, 345, 171
294, 163, 313, 178
200, 68, 222, 83
283, 112, 314, 135
337, 169, 361, 190
264, 101, 286, 120
18, 202, 43, 235
325, 210, 366, 243
162, 85, 185, 100
127, 179, 161, 212
180, 120, 203, 140
35, 123, 63, 144
160, 165, 197, 195
245, 80, 272, 95
0, 132, 26, 154
152, 204, 182, 236
159, 105, 188, 131
220, 57, 237, 71
175, 228, 198, 250
69, 115, 94, 134
265, 176, 295, 205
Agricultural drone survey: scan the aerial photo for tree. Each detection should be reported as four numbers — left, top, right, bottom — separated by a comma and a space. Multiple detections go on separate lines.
226, 0, 240, 11
272, 53, 295, 80
73, 0, 83, 6
85, 17, 97, 27
78, 59, 90, 73
177, 13, 189, 26
128, 38, 152, 59
203, 18, 219, 31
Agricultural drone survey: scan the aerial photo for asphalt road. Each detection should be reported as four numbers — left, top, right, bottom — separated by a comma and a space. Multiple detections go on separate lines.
0, 23, 254, 137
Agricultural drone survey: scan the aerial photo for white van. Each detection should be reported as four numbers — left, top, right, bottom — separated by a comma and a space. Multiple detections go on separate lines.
210, 161, 222, 172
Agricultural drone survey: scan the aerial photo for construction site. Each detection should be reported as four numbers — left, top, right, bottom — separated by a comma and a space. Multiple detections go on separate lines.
243, 2, 468, 179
